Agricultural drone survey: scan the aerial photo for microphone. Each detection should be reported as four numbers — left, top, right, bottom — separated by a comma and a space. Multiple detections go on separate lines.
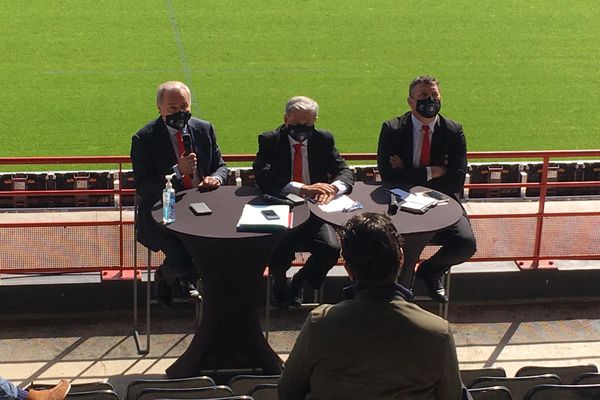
388, 193, 399, 215
182, 132, 193, 155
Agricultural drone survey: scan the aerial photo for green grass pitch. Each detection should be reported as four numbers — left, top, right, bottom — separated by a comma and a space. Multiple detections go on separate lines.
1, 0, 599, 163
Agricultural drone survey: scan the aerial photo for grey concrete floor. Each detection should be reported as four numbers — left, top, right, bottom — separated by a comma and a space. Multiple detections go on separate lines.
1, 299, 599, 398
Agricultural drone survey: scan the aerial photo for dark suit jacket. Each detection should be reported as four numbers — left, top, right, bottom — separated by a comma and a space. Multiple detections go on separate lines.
131, 117, 228, 251
252, 125, 354, 195
377, 112, 467, 200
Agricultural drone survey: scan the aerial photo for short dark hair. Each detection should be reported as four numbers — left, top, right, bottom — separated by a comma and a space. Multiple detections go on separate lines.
339, 212, 404, 283
409, 75, 440, 97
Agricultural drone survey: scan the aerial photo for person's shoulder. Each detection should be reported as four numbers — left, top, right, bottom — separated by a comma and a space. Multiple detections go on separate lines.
259, 126, 284, 140
383, 112, 411, 131
393, 300, 452, 334
188, 117, 212, 131
133, 118, 162, 140
438, 114, 463, 134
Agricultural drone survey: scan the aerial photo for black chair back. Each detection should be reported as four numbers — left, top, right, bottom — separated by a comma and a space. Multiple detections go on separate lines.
524, 384, 600, 400
469, 374, 561, 400
460, 367, 507, 387
467, 386, 512, 400
125, 376, 215, 400
228, 374, 280, 395
516, 364, 598, 384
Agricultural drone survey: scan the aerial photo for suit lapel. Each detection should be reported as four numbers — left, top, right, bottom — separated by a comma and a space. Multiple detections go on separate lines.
154, 118, 178, 169
400, 117, 415, 166
278, 129, 293, 181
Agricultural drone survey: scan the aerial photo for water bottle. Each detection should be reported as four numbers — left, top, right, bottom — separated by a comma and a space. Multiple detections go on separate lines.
162, 173, 176, 224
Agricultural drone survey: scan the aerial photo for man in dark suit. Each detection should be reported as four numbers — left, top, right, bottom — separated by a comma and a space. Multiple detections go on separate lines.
253, 96, 354, 307
131, 81, 228, 306
377, 76, 476, 303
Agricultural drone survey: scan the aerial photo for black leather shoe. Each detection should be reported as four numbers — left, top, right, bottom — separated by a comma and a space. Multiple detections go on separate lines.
176, 278, 202, 302
422, 277, 448, 303
415, 268, 449, 303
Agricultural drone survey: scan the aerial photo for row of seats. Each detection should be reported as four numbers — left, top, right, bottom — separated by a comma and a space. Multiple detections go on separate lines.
1, 160, 598, 208
25, 374, 280, 400
462, 364, 600, 399
25, 365, 600, 400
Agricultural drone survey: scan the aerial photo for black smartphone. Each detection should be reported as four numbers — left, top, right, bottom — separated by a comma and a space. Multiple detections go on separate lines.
189, 202, 212, 215
261, 209, 280, 220
285, 193, 306, 205
424, 190, 445, 200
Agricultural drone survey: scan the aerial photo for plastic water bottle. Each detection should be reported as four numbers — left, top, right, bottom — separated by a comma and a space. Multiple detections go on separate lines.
162, 174, 176, 224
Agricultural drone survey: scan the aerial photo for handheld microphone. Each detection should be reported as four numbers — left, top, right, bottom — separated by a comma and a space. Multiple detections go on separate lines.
388, 193, 399, 215
182, 132, 193, 155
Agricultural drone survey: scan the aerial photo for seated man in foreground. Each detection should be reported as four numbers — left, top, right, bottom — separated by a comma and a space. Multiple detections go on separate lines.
279, 212, 462, 400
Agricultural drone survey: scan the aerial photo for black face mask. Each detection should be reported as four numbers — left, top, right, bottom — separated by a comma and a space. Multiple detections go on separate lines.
165, 111, 192, 131
288, 125, 314, 142
415, 96, 441, 118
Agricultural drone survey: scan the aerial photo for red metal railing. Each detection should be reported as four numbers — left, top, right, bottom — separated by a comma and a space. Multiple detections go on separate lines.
0, 150, 599, 274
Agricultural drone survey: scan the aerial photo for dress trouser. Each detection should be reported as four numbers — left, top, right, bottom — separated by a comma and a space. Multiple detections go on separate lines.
268, 215, 340, 291
399, 211, 476, 289
157, 231, 197, 281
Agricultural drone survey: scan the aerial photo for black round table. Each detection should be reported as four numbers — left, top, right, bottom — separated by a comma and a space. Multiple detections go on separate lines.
308, 182, 463, 287
151, 185, 310, 378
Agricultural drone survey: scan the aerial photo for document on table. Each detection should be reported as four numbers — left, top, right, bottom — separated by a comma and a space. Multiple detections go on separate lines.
236, 204, 292, 232
317, 194, 362, 213
387, 188, 438, 214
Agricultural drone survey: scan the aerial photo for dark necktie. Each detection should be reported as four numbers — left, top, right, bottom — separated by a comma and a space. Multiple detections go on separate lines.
293, 143, 303, 183
420, 125, 431, 167
175, 131, 193, 190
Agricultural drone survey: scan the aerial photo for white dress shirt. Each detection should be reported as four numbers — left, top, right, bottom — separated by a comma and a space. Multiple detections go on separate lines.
410, 114, 438, 181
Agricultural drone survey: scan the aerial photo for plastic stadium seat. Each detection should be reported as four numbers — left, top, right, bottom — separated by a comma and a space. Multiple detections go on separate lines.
524, 162, 580, 197
524, 384, 600, 400
467, 163, 521, 198
26, 382, 116, 393
516, 363, 598, 385
354, 166, 378, 182
582, 161, 600, 196
228, 375, 280, 395
468, 374, 561, 400
460, 367, 507, 387
136, 386, 233, 400
467, 386, 512, 400
125, 376, 215, 400
573, 372, 600, 385
248, 383, 279, 400
121, 170, 136, 207
65, 390, 120, 400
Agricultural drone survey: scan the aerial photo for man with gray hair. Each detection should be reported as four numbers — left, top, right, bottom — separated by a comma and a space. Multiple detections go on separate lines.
253, 96, 354, 307
131, 81, 228, 307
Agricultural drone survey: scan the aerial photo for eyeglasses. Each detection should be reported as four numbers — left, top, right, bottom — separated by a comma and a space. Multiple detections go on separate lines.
342, 201, 364, 213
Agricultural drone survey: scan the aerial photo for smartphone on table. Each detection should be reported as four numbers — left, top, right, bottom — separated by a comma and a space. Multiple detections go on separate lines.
261, 209, 280, 220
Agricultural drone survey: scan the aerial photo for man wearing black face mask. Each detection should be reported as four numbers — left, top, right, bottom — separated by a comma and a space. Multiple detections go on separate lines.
131, 81, 228, 307
253, 96, 355, 307
377, 76, 476, 303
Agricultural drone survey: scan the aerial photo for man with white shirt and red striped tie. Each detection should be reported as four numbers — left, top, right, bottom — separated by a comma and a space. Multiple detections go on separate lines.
253, 96, 355, 308
377, 75, 476, 303
131, 81, 228, 307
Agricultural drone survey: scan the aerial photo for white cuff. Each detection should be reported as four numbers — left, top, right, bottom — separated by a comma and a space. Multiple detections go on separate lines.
332, 180, 348, 195
426, 166, 432, 181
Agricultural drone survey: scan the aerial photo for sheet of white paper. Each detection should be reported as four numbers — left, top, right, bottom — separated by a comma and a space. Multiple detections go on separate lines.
317, 195, 357, 213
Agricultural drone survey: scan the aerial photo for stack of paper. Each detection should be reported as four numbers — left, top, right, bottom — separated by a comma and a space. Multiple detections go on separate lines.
388, 188, 438, 214
236, 204, 292, 232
